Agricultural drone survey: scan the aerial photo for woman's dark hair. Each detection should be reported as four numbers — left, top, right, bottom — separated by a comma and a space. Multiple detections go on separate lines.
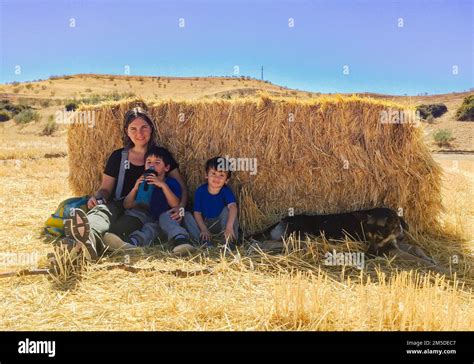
123, 107, 157, 150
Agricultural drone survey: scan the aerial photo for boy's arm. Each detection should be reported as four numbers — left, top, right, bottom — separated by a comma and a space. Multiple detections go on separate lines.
168, 169, 188, 208
225, 202, 238, 230
193, 211, 209, 233
123, 176, 144, 209
161, 184, 180, 208
123, 187, 138, 209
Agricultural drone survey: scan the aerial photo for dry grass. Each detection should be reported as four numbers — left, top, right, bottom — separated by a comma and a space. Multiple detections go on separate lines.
0, 121, 67, 160
0, 123, 473, 331
1, 258, 471, 331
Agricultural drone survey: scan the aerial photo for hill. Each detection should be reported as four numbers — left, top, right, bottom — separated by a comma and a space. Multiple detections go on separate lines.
0, 74, 472, 151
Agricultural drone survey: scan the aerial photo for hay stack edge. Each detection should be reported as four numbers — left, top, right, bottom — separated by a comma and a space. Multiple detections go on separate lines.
68, 96, 442, 234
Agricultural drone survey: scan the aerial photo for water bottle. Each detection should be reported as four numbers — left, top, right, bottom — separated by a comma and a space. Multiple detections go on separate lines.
135, 167, 157, 208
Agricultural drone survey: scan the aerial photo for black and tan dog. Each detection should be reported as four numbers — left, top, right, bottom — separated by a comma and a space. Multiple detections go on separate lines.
250, 208, 447, 273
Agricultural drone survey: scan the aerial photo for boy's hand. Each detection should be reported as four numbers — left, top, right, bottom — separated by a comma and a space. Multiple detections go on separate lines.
134, 175, 145, 190
168, 207, 183, 223
145, 174, 166, 188
200, 229, 211, 242
224, 226, 236, 242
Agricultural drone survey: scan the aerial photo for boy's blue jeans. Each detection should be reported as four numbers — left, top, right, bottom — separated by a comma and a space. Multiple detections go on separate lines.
183, 207, 239, 242
127, 210, 190, 247
86, 201, 190, 249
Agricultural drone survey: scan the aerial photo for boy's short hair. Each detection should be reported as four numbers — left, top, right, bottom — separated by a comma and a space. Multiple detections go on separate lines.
205, 156, 232, 179
145, 146, 174, 167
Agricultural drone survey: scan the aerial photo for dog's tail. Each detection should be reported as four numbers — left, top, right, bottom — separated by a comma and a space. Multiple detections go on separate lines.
249, 221, 281, 242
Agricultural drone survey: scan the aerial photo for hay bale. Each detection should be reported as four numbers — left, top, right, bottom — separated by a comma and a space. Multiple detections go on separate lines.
68, 96, 442, 234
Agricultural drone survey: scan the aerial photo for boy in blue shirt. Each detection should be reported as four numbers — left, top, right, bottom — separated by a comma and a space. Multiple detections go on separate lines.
184, 156, 239, 246
103, 147, 194, 255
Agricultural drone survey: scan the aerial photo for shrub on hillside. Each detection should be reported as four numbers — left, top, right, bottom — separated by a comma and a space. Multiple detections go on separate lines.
65, 101, 78, 111
0, 100, 31, 115
41, 120, 58, 136
416, 103, 448, 120
456, 95, 474, 121
433, 129, 453, 147
0, 110, 12, 122
14, 109, 40, 124
40, 99, 51, 108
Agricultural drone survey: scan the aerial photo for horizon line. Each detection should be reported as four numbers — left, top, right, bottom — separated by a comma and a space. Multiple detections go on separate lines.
1, 72, 473, 97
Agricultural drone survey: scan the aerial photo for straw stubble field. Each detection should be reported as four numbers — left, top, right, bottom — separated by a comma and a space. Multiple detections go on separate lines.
0, 100, 473, 331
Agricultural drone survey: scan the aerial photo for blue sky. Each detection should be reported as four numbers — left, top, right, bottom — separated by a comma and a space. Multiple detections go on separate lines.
0, 0, 472, 95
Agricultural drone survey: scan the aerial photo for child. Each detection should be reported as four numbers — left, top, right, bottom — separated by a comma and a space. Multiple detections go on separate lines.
184, 156, 239, 247
103, 146, 195, 255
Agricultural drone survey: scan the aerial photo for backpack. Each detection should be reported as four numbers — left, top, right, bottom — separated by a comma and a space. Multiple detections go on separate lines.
44, 148, 130, 236
44, 196, 90, 236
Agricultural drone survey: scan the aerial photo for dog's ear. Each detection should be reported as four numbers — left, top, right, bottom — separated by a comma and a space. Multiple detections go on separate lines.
376, 217, 388, 226
366, 214, 377, 225
399, 217, 409, 231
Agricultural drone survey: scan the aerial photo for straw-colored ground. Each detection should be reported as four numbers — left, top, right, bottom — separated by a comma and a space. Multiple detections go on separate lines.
0, 122, 472, 330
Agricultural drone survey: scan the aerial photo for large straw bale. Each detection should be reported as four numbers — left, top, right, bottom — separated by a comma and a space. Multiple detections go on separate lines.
68, 96, 442, 233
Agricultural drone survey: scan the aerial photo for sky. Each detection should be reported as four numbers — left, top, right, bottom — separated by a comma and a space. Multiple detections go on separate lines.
0, 0, 472, 95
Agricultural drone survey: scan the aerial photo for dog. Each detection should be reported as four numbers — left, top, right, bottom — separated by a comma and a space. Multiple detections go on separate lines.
250, 208, 447, 273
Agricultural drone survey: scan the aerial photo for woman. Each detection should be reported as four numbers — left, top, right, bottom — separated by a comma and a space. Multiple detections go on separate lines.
63, 107, 188, 260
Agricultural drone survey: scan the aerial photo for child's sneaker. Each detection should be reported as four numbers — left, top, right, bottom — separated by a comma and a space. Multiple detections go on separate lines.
201, 239, 214, 249
218, 241, 237, 254
171, 237, 195, 255
103, 232, 139, 251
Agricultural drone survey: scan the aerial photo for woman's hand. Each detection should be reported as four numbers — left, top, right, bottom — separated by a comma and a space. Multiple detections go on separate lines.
89, 174, 115, 209
87, 195, 107, 209
87, 196, 98, 209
